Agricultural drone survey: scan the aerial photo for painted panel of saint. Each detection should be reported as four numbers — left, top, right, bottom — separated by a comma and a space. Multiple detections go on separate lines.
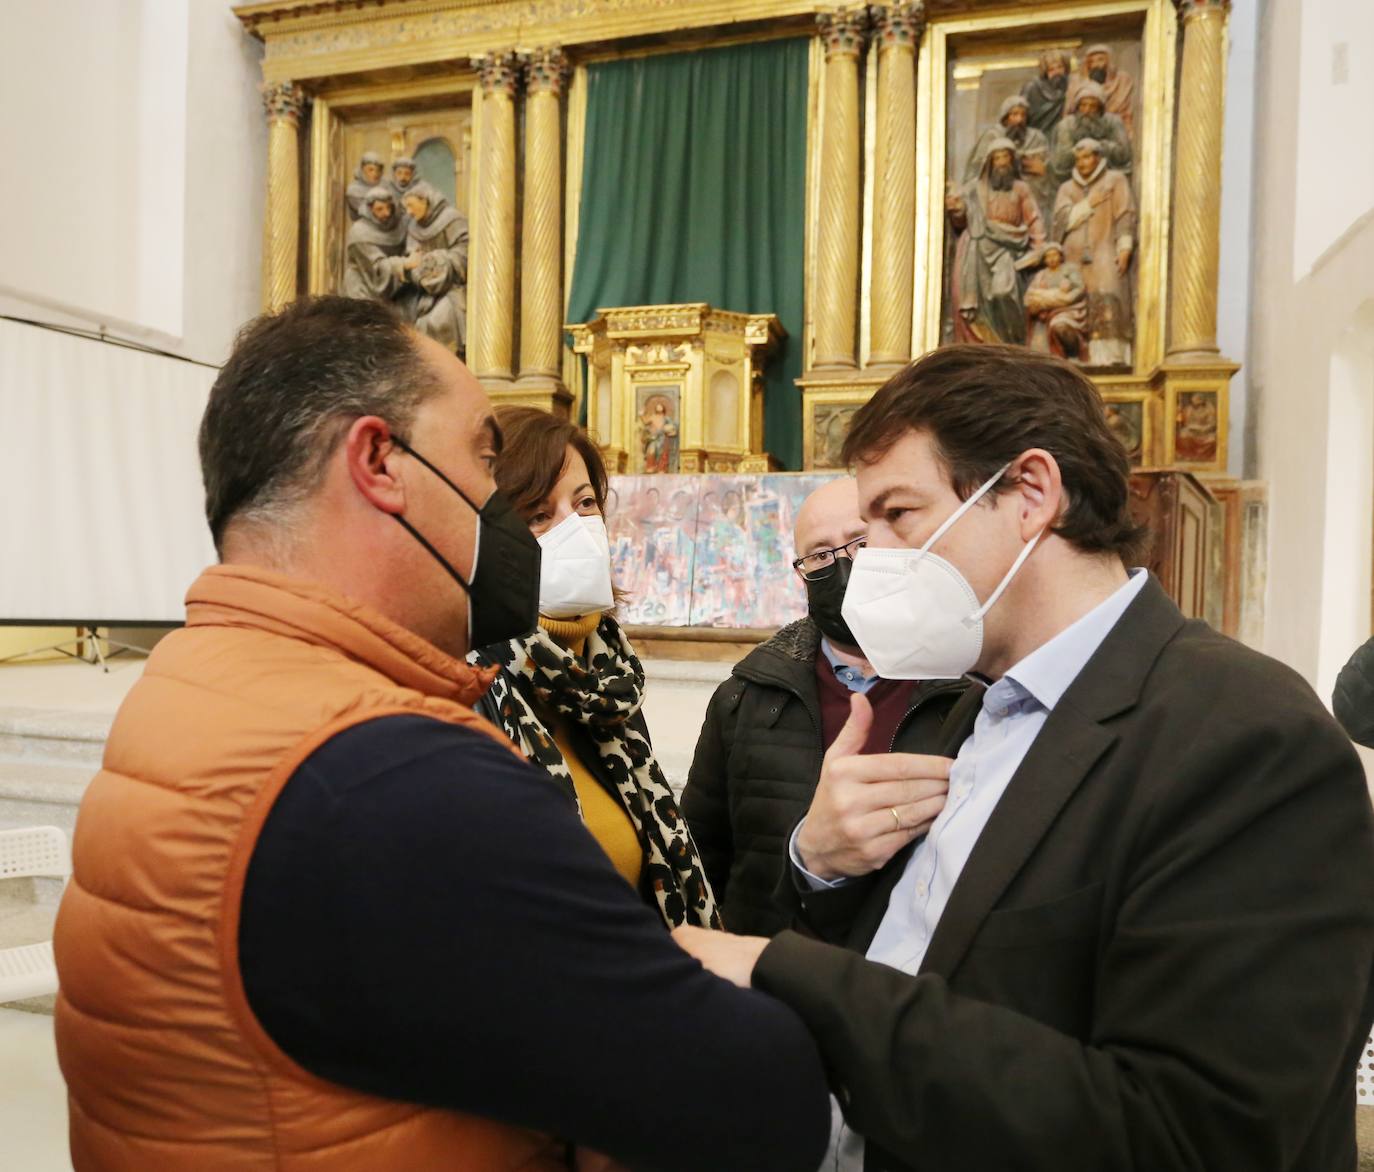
1104, 400, 1145, 465
941, 36, 1142, 371
636, 387, 681, 474
332, 108, 473, 357
811, 404, 858, 470
1174, 390, 1219, 464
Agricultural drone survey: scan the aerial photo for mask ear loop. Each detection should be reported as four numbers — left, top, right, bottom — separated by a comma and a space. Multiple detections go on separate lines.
917, 461, 1015, 556
388, 434, 483, 590
390, 435, 484, 512
968, 526, 1045, 624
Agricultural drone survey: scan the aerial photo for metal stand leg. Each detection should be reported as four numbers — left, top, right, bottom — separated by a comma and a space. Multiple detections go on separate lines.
0, 626, 153, 673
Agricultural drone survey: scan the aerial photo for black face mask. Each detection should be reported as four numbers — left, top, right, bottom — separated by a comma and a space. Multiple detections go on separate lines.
804, 556, 860, 650
389, 437, 541, 649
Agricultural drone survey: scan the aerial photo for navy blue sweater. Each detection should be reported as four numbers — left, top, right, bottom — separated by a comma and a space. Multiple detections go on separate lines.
239, 714, 830, 1172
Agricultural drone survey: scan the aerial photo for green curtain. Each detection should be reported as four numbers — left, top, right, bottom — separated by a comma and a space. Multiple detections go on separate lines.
567, 38, 809, 470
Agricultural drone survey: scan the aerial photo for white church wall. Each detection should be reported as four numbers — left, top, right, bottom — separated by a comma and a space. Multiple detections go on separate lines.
1251, 0, 1374, 693
1315, 304, 1374, 707
0, 2, 262, 657
1, 3, 143, 331
0, 0, 264, 365
135, 0, 190, 339
1292, 0, 1374, 283
179, 3, 267, 365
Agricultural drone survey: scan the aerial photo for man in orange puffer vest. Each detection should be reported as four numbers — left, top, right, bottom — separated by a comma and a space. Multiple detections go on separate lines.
52, 296, 830, 1171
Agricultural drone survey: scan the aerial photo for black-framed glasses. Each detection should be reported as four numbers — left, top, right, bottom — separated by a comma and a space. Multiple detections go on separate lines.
792, 535, 868, 580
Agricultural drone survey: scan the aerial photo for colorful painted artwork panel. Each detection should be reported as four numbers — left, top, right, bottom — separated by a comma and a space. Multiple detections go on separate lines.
606, 472, 840, 629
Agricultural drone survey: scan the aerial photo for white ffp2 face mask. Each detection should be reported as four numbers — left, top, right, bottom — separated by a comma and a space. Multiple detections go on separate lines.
840, 464, 1042, 680
536, 513, 615, 619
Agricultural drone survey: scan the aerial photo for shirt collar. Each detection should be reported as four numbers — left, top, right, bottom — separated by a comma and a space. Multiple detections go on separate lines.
1001, 568, 1148, 712
820, 637, 874, 679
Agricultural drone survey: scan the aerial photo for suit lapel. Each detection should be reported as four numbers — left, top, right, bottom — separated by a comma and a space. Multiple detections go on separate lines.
916, 707, 1116, 978
915, 577, 1187, 979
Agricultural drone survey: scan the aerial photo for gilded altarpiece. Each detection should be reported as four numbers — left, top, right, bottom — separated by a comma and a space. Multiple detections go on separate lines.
239, 0, 1252, 637
799, 0, 1236, 481
239, 0, 1236, 474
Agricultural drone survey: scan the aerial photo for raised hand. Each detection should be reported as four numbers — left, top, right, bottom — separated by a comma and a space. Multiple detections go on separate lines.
795, 693, 952, 882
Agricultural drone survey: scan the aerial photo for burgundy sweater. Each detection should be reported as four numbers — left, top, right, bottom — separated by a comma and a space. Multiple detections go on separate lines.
814, 650, 919, 754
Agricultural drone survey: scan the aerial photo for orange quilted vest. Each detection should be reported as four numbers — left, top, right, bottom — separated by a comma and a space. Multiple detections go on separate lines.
53, 565, 568, 1171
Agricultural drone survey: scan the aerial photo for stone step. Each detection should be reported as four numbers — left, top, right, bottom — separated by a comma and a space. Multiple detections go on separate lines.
0, 709, 109, 770
0, 760, 95, 841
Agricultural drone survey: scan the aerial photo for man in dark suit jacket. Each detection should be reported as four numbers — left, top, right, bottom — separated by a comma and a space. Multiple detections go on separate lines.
675, 343, 1374, 1172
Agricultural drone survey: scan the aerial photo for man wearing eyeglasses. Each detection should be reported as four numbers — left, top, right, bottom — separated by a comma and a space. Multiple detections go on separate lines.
682, 477, 967, 936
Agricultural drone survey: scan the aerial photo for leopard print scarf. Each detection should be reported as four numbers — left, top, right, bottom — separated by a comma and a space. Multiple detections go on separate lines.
472, 614, 721, 930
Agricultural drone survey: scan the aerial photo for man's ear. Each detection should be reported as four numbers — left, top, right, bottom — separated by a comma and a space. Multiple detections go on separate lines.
1009, 448, 1063, 541
344, 416, 406, 515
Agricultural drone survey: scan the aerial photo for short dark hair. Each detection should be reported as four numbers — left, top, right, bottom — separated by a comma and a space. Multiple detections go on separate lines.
491, 406, 611, 520
199, 296, 441, 551
842, 344, 1148, 561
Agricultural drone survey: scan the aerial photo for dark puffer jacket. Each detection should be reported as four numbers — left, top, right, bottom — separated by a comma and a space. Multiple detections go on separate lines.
681, 617, 966, 937
1334, 636, 1374, 748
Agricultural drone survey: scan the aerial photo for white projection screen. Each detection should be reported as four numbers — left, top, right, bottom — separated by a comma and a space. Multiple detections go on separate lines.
0, 318, 218, 624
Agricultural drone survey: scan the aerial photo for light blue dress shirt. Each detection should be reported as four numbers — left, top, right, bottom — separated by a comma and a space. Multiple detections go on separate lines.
806, 569, 1149, 1172
820, 637, 880, 695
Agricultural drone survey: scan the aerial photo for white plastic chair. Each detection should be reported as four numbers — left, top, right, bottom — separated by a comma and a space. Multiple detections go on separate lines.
0, 826, 70, 1003
1358, 1033, 1374, 1106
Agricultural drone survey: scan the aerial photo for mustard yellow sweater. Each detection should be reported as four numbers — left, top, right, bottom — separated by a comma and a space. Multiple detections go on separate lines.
537, 614, 643, 889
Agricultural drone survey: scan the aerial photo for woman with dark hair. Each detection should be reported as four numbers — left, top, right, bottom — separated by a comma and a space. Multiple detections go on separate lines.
471, 406, 720, 930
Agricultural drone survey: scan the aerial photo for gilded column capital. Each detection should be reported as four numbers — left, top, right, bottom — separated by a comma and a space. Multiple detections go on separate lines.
1175, 0, 1231, 20
261, 81, 307, 127
474, 50, 521, 97
817, 7, 869, 59
871, 2, 925, 50
522, 47, 570, 97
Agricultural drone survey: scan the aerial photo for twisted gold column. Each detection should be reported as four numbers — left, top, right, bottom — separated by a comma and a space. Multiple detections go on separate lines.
261, 82, 306, 312
1167, 0, 1230, 360
812, 8, 868, 373
518, 48, 570, 392
867, 4, 923, 370
471, 52, 520, 387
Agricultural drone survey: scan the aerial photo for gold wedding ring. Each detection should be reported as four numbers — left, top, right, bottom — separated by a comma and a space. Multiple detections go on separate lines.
890, 807, 903, 830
